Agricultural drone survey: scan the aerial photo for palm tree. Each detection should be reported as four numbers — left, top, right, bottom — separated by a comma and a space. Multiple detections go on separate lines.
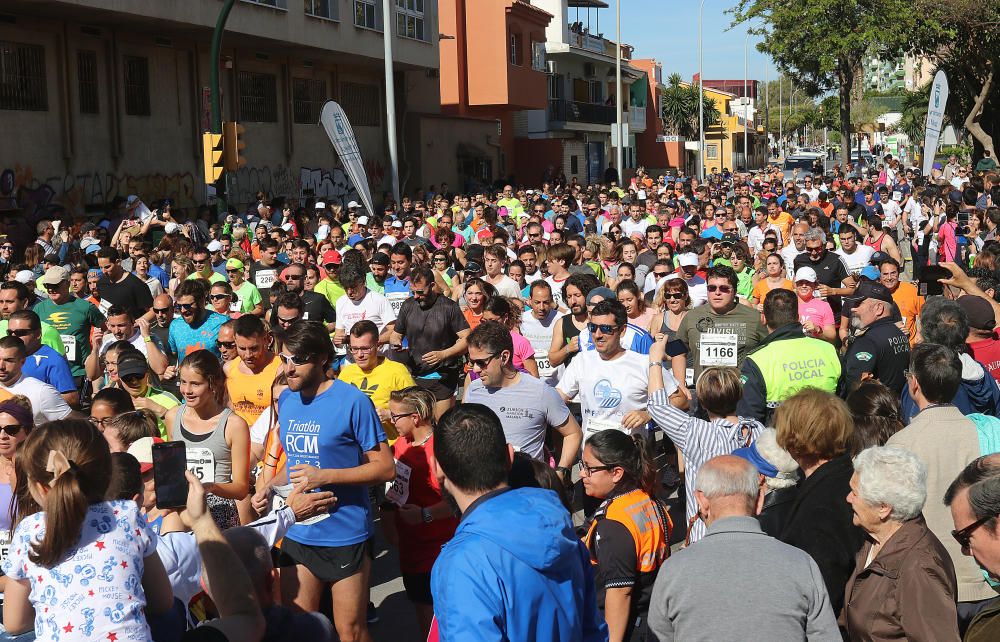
660, 73, 720, 138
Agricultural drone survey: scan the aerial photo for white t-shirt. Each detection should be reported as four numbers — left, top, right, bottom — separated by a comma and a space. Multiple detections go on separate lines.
747, 224, 783, 254
836, 244, 875, 274
802, 187, 820, 202
557, 349, 678, 442
99, 329, 150, 358
2, 374, 73, 423
486, 274, 522, 299
520, 310, 563, 386
881, 199, 902, 228
904, 198, 923, 228
335, 289, 396, 356
780, 244, 804, 279
545, 275, 570, 311
622, 217, 650, 238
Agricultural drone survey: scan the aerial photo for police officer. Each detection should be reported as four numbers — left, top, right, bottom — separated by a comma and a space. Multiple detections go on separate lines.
842, 281, 910, 396
737, 288, 841, 424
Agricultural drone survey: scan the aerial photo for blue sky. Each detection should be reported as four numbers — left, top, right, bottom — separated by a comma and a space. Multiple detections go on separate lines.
573, 0, 776, 82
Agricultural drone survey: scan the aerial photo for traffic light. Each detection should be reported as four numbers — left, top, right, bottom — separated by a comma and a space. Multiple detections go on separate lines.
202, 132, 224, 184
223, 121, 247, 171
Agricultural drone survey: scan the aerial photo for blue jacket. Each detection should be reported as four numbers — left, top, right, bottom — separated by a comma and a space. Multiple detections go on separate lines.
431, 487, 608, 642
901, 354, 1000, 424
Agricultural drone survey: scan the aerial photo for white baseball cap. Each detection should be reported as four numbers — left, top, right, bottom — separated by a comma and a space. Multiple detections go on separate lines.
357, 215, 370, 225
164, 222, 180, 234
347, 200, 360, 209
794, 267, 818, 283
314, 201, 327, 209
207, 240, 223, 253
677, 253, 698, 268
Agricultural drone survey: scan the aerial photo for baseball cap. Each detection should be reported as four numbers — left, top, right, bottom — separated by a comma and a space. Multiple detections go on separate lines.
126, 437, 165, 474
347, 200, 360, 209
464, 261, 483, 274
869, 251, 890, 265
315, 201, 327, 209
321, 249, 342, 266
80, 237, 100, 251
720, 233, 739, 246
13, 270, 34, 285
958, 295, 996, 332
41, 266, 69, 285
357, 215, 370, 226
586, 287, 615, 306
116, 350, 149, 379
731, 441, 779, 479
225, 258, 245, 271
84, 243, 102, 255
677, 253, 698, 268
370, 252, 390, 266
855, 279, 894, 304
793, 267, 818, 283
164, 222, 180, 234
207, 240, 223, 253
391, 220, 403, 229
348, 233, 366, 247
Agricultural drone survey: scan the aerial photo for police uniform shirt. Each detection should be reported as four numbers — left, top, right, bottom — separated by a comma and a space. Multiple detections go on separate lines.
843, 316, 910, 395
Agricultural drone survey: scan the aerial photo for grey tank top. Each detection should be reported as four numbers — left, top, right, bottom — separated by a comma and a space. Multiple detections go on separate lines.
171, 405, 233, 484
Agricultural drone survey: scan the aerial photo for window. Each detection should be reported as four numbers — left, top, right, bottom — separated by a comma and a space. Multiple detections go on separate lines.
340, 81, 379, 127
77, 50, 98, 114
531, 41, 546, 72
238, 71, 278, 122
242, 0, 287, 7
304, 0, 337, 19
123, 56, 150, 116
570, 155, 579, 174
588, 80, 602, 104
0, 41, 47, 111
509, 32, 523, 66
355, 0, 378, 29
292, 78, 326, 124
396, 0, 426, 41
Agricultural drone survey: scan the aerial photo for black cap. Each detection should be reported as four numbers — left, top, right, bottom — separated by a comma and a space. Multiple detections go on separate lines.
869, 251, 890, 265
856, 279, 894, 304
370, 252, 390, 266
115, 349, 149, 379
465, 261, 483, 273
720, 233, 740, 246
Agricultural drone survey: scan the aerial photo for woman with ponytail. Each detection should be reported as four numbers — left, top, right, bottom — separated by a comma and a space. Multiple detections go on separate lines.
1, 418, 173, 640
582, 429, 671, 642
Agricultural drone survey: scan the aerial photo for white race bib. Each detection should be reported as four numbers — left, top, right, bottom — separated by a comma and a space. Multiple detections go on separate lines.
254, 269, 276, 290
60, 334, 77, 362
387, 292, 409, 315
384, 459, 413, 506
700, 333, 738, 367
585, 416, 626, 440
535, 350, 554, 379
271, 483, 330, 525
0, 529, 10, 565
98, 299, 112, 316
685, 367, 695, 387
186, 447, 216, 483
892, 191, 902, 202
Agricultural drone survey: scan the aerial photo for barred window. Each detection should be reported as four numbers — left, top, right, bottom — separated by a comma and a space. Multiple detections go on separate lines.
292, 77, 326, 124
77, 50, 98, 114
354, 0, 377, 29
238, 70, 278, 123
123, 55, 150, 116
340, 81, 379, 127
0, 41, 48, 111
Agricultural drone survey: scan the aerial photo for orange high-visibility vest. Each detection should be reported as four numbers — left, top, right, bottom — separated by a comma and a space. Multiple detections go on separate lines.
585, 488, 671, 573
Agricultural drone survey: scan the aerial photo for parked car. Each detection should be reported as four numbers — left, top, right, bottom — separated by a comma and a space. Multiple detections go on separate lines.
782, 156, 817, 185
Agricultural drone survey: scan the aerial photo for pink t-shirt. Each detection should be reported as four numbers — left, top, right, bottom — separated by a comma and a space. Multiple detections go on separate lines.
798, 297, 835, 329
511, 330, 535, 370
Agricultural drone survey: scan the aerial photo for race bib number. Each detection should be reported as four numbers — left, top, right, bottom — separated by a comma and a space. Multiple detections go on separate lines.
271, 483, 330, 525
230, 301, 242, 313
98, 299, 112, 316
385, 459, 413, 506
0, 530, 10, 565
254, 269, 276, 290
387, 293, 408, 315
700, 333, 738, 367
60, 334, 77, 361
685, 367, 695, 387
585, 416, 626, 439
892, 191, 902, 202
186, 447, 216, 483
535, 350, 554, 378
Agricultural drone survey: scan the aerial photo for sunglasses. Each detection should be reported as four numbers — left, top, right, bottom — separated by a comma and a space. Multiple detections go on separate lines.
276, 315, 298, 325
43, 283, 62, 292
192, 259, 207, 266
285, 274, 303, 281
580, 460, 616, 476
806, 246, 825, 254
468, 353, 499, 369
7, 328, 34, 338
324, 264, 340, 271
153, 307, 171, 314
706, 284, 733, 294
278, 352, 313, 366
175, 303, 195, 312
952, 513, 998, 548
226, 269, 241, 274
433, 257, 448, 262
0, 246, 12, 251
209, 294, 230, 301
0, 424, 23, 437
587, 322, 619, 335
120, 374, 145, 386
663, 292, 685, 300
217, 341, 236, 350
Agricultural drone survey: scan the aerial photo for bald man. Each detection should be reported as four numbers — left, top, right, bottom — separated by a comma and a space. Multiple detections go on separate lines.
223, 527, 334, 641
647, 456, 839, 641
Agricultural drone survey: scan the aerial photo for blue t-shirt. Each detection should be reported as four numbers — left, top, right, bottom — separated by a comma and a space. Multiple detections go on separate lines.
168, 311, 230, 359
22, 345, 76, 393
701, 226, 724, 240
279, 381, 386, 547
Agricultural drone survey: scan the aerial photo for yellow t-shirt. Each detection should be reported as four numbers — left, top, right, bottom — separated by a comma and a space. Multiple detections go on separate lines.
338, 358, 415, 441
225, 356, 282, 427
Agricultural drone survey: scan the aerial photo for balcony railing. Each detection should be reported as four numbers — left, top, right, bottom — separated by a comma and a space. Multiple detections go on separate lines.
629, 106, 646, 129
549, 99, 615, 125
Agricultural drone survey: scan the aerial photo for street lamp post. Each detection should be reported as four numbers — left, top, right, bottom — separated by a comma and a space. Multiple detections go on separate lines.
383, 0, 400, 204
743, 31, 749, 170
698, 0, 705, 181
615, 0, 623, 177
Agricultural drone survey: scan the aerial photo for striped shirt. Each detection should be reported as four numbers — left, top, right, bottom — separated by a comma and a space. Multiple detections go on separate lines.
648, 389, 764, 543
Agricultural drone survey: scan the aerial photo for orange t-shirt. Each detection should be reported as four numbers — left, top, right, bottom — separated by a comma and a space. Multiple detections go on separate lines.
891, 281, 924, 344
751, 278, 793, 303
769, 212, 795, 246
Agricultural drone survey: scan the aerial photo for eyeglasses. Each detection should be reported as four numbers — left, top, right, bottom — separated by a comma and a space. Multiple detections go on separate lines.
348, 345, 375, 354
0, 246, 12, 251
587, 322, 620, 335
653, 271, 671, 279
390, 410, 417, 423
226, 269, 241, 274
433, 257, 448, 263
706, 284, 733, 294
209, 294, 230, 301
278, 352, 314, 366
6, 328, 34, 338
806, 246, 825, 254
580, 460, 616, 476
411, 287, 431, 296
217, 341, 236, 350
468, 353, 499, 370
0, 424, 23, 437
89, 416, 113, 428
952, 513, 999, 548
285, 274, 303, 281
175, 303, 195, 312
192, 259, 207, 266
153, 307, 171, 314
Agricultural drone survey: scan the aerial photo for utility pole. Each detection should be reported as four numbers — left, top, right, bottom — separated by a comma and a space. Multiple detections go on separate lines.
383, 0, 400, 205
209, 0, 237, 217
615, 0, 623, 177
698, 0, 705, 180
743, 31, 749, 170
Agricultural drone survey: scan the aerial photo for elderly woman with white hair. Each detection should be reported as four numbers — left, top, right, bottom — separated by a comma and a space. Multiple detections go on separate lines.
842, 445, 960, 641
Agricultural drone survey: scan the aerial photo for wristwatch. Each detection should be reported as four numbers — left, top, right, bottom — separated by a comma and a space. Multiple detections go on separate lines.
421, 507, 433, 523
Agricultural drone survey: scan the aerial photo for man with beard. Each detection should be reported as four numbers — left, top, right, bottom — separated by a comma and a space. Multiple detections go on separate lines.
263, 320, 393, 642
389, 266, 470, 419
368, 252, 390, 294
549, 273, 600, 370
271, 263, 336, 334
168, 280, 230, 360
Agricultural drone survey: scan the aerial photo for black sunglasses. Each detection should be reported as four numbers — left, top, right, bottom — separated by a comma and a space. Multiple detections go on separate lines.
217, 341, 236, 350
209, 294, 230, 301
953, 513, 999, 548
468, 353, 498, 369
120, 374, 145, 385
153, 307, 171, 314
0, 424, 23, 437
7, 328, 34, 338
175, 303, 195, 312
587, 322, 619, 335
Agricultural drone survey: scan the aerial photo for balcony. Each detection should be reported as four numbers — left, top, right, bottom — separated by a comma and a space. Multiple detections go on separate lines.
566, 24, 632, 60
549, 99, 615, 125
629, 106, 646, 131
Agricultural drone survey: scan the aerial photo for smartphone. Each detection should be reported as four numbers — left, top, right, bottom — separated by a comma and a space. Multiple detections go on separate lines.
152, 441, 189, 509
919, 265, 950, 297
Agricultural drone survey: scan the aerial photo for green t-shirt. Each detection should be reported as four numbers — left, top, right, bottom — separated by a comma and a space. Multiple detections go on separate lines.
366, 272, 384, 295
33, 296, 105, 377
314, 278, 346, 308
144, 386, 180, 440
233, 281, 262, 314
186, 271, 226, 284
675, 302, 768, 379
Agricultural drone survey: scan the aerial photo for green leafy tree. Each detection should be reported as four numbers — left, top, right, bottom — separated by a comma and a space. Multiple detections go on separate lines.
731, 0, 945, 166
659, 73, 720, 138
